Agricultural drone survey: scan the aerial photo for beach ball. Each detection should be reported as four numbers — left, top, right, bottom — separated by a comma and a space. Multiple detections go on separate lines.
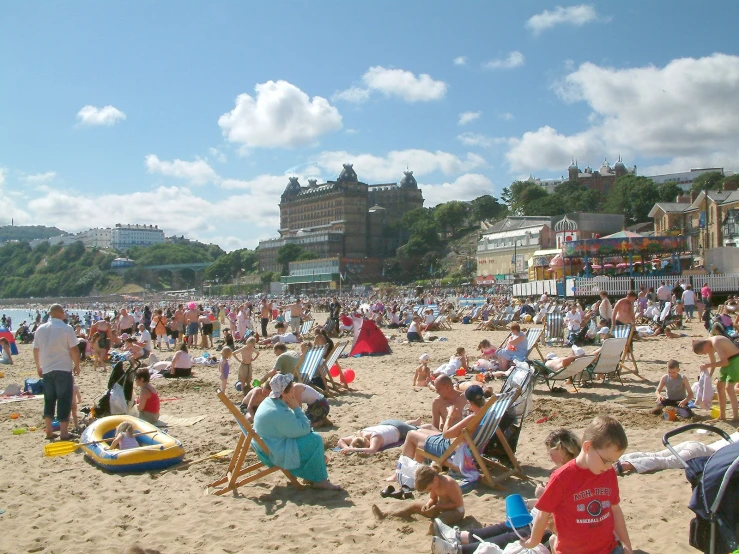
341, 369, 356, 384
329, 364, 341, 378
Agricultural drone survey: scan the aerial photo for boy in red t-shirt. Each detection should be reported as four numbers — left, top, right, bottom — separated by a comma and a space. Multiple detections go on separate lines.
522, 415, 633, 554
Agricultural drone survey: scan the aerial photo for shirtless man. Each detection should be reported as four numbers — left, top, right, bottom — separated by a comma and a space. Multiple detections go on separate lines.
88, 316, 112, 361
172, 304, 185, 347
430, 375, 467, 431
260, 299, 270, 337
117, 308, 135, 336
612, 291, 637, 327
184, 304, 200, 346
693, 336, 739, 421
282, 299, 303, 334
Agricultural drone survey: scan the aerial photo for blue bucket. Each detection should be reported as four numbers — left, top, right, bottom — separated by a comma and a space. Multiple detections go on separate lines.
505, 493, 532, 529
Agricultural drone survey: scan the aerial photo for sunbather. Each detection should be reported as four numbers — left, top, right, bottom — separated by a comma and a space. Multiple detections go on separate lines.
337, 418, 423, 454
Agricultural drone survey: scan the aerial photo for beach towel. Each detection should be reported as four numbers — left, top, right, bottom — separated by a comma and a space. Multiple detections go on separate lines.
0, 393, 43, 405
693, 369, 713, 410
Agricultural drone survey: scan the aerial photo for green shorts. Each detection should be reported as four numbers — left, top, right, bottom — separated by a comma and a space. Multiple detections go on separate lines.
719, 355, 739, 383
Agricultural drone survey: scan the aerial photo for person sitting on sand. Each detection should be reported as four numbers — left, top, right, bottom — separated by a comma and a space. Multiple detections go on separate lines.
241, 381, 271, 423
337, 418, 423, 454
134, 367, 160, 424
293, 381, 332, 427
407, 315, 424, 342
110, 421, 139, 450
477, 339, 496, 360
374, 464, 465, 525
0, 337, 13, 365
651, 359, 693, 418
253, 374, 341, 490
398, 385, 489, 463
432, 428, 581, 553
414, 353, 432, 387
494, 323, 526, 371
693, 336, 739, 421
259, 322, 300, 345
164, 343, 193, 378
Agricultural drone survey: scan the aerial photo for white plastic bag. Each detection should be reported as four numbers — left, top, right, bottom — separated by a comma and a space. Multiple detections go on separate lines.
473, 543, 504, 553
109, 383, 128, 415
501, 542, 550, 554
395, 455, 420, 489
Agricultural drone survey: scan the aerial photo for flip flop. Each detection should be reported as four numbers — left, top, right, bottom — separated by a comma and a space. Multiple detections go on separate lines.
380, 485, 396, 498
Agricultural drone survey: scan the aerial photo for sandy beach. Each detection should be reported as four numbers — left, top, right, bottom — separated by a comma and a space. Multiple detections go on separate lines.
1, 314, 735, 554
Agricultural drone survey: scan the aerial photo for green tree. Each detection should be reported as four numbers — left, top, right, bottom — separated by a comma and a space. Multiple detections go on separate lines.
691, 171, 724, 193
658, 182, 683, 202
400, 207, 435, 230
434, 201, 468, 237
507, 181, 548, 215
723, 174, 739, 190
470, 195, 507, 223
296, 250, 319, 261
604, 175, 660, 223
551, 181, 603, 213
276, 243, 303, 275
526, 194, 566, 216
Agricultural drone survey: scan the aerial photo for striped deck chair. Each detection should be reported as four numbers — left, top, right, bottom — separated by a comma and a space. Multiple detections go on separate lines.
321, 341, 350, 394
298, 319, 315, 339
417, 389, 523, 489
545, 313, 564, 345
207, 390, 303, 495
297, 344, 328, 388
544, 355, 595, 392
524, 327, 544, 361
585, 337, 627, 385
612, 324, 638, 375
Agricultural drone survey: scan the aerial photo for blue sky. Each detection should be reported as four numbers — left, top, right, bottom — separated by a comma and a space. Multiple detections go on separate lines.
1, 1, 738, 250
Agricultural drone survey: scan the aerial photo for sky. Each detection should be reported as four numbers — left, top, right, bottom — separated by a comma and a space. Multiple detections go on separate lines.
1, 1, 738, 251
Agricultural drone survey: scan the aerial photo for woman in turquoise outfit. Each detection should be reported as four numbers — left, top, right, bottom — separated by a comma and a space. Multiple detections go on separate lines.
253, 374, 341, 490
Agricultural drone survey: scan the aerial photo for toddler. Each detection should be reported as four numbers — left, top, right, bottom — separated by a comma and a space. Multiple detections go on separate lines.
651, 359, 693, 418
110, 421, 139, 450
219, 347, 233, 392
234, 337, 260, 394
71, 380, 82, 430
414, 353, 432, 387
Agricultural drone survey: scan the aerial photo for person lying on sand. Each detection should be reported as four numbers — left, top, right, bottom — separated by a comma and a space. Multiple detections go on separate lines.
373, 464, 465, 525
337, 418, 423, 454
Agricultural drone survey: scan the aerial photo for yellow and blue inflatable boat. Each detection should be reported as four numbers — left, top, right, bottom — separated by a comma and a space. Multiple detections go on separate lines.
80, 415, 185, 472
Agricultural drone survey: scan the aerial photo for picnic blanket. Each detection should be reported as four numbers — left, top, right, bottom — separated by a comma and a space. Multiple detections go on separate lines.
155, 414, 206, 428
0, 394, 43, 405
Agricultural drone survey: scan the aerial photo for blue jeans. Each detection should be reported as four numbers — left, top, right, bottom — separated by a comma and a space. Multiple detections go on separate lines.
685, 304, 695, 318
407, 331, 422, 342
423, 434, 451, 457
42, 370, 74, 422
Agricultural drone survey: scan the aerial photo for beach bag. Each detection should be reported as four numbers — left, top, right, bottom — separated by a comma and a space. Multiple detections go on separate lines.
109, 382, 128, 415
501, 543, 549, 554
472, 543, 504, 554
24, 378, 44, 395
395, 455, 421, 489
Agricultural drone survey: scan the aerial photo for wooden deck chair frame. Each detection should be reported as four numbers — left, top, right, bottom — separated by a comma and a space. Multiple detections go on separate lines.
417, 389, 523, 490
545, 355, 595, 392
297, 344, 328, 387
321, 341, 350, 394
585, 337, 628, 385
207, 390, 303, 495
298, 319, 315, 339
612, 324, 638, 376
524, 327, 544, 361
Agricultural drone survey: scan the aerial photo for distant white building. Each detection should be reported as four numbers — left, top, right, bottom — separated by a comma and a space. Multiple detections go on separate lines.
77, 227, 112, 249
110, 224, 165, 251
647, 168, 734, 192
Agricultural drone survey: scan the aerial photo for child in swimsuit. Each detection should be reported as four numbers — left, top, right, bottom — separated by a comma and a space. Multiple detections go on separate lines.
110, 421, 139, 450
414, 353, 431, 387
219, 347, 232, 392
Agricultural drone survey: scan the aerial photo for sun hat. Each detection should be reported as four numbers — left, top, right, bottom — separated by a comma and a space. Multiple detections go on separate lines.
597, 327, 610, 335
269, 373, 293, 399
419, 353, 430, 362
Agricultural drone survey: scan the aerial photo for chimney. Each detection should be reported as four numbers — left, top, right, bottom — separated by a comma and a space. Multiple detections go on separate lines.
690, 190, 698, 203
676, 195, 690, 203
723, 180, 738, 192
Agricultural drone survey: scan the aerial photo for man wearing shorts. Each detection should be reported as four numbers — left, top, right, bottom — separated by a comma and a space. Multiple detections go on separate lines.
184, 304, 200, 346
693, 336, 739, 421
172, 305, 185, 346
33, 304, 80, 441
118, 308, 135, 336
260, 299, 270, 337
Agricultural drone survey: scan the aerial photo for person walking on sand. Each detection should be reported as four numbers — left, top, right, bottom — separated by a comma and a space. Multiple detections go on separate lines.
693, 336, 739, 421
33, 304, 81, 441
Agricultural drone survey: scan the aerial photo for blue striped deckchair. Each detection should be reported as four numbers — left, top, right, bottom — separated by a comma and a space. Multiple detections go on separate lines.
297, 344, 328, 387
298, 319, 314, 339
545, 313, 564, 345
207, 389, 303, 495
417, 389, 522, 489
321, 341, 349, 394
612, 324, 638, 375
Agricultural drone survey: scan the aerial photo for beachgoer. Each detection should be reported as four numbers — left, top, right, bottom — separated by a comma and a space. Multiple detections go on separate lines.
0, 337, 13, 365
692, 336, 739, 420
110, 421, 139, 450
293, 382, 331, 427
612, 291, 637, 327
33, 304, 81, 441
264, 342, 301, 382
233, 336, 260, 395
219, 346, 232, 392
407, 315, 424, 342
494, 322, 527, 370
414, 353, 432, 387
253, 373, 340, 490
241, 382, 271, 423
432, 347, 468, 378
337, 418, 422, 454
163, 343, 193, 378
135, 367, 159, 424
521, 415, 632, 554
651, 359, 693, 418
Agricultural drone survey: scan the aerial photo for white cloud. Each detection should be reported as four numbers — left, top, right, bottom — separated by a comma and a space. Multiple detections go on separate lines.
331, 86, 371, 103
362, 66, 447, 102
457, 133, 505, 148
421, 174, 495, 206
218, 80, 343, 149
208, 147, 227, 163
145, 155, 219, 186
499, 112, 515, 121
76, 105, 126, 126
507, 54, 739, 174
483, 51, 525, 70
0, 167, 31, 224
453, 56, 468, 66
314, 149, 486, 182
345, 128, 359, 135
458, 111, 482, 125
23, 171, 57, 184
525, 5, 608, 35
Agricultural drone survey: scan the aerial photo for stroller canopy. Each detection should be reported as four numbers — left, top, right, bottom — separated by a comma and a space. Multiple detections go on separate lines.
0, 327, 18, 355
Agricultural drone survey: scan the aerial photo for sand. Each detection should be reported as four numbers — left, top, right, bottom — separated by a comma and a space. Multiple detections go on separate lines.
0, 315, 736, 554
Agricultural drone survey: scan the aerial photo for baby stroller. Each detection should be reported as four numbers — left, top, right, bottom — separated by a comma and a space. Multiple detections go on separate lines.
663, 423, 739, 554
94, 361, 136, 418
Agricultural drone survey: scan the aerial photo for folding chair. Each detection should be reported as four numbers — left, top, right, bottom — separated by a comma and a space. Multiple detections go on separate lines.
524, 327, 544, 361
585, 337, 628, 385
297, 344, 329, 388
544, 355, 595, 392
417, 388, 523, 489
321, 341, 350, 394
544, 313, 564, 345
207, 390, 303, 495
298, 319, 314, 339
612, 324, 638, 375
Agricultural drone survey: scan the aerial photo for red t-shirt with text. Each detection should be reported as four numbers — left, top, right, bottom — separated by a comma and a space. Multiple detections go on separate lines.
535, 459, 620, 554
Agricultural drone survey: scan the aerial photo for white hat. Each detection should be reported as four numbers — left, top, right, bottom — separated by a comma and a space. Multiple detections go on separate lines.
419, 353, 430, 362
572, 345, 586, 357
545, 352, 557, 361
597, 327, 610, 335
269, 374, 293, 399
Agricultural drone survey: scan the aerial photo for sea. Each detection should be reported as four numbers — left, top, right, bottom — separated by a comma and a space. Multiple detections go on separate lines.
0, 308, 102, 331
